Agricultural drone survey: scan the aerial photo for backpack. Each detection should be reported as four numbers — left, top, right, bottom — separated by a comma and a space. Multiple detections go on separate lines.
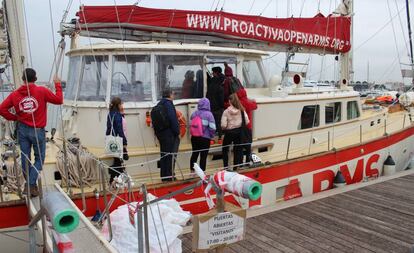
190, 115, 204, 137
229, 77, 243, 94
151, 103, 170, 133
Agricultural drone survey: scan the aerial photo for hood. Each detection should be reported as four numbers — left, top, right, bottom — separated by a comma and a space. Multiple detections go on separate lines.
224, 66, 233, 77
197, 98, 211, 111
227, 105, 241, 115
237, 88, 247, 99
16, 83, 35, 96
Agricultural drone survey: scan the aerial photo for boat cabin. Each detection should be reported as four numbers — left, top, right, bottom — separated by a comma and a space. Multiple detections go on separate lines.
62, 42, 364, 161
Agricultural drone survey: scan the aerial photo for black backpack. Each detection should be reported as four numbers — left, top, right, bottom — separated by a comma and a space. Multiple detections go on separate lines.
229, 77, 243, 94
151, 103, 170, 133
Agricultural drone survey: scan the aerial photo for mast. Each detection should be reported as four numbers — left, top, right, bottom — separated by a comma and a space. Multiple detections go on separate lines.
339, 0, 352, 89
4, 0, 27, 87
406, 0, 414, 84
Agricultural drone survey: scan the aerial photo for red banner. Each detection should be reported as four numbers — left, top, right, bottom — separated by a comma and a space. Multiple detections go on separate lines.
77, 6, 351, 53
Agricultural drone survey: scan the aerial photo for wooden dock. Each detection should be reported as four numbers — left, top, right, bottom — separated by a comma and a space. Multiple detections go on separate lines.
182, 171, 414, 252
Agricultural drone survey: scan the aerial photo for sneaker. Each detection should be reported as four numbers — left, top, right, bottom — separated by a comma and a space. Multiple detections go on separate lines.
30, 185, 39, 197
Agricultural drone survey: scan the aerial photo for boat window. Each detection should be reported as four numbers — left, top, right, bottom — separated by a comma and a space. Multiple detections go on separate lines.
299, 105, 320, 129
111, 55, 152, 102
325, 102, 341, 124
206, 56, 237, 79
77, 55, 108, 101
243, 60, 266, 88
347, 101, 360, 120
155, 55, 203, 99
65, 56, 81, 100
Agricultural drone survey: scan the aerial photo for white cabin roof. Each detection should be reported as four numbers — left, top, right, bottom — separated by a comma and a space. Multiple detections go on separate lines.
67, 41, 269, 57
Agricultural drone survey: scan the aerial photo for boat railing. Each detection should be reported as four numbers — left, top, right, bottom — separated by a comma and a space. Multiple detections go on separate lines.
0, 109, 412, 206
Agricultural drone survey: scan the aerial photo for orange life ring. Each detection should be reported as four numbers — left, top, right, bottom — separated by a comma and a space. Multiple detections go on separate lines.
176, 110, 187, 138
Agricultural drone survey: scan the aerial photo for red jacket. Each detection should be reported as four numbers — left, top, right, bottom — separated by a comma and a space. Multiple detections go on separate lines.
237, 88, 257, 130
0, 82, 63, 128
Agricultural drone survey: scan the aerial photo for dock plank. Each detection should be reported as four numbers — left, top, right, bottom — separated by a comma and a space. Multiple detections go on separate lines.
182, 172, 414, 253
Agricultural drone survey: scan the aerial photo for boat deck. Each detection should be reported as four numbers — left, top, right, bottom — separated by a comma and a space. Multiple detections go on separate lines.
28, 184, 116, 253
181, 170, 414, 252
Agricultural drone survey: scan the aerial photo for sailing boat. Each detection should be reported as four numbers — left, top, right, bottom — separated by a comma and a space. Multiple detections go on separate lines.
1, 0, 414, 251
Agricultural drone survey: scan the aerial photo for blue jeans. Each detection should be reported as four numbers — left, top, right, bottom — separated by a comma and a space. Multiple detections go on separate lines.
18, 123, 46, 186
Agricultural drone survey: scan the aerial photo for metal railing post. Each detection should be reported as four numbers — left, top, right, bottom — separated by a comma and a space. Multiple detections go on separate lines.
286, 138, 291, 160
142, 184, 150, 253
403, 113, 407, 128
12, 143, 22, 198
328, 131, 330, 151
100, 168, 113, 242
37, 176, 47, 253
62, 139, 71, 196
137, 196, 144, 253
75, 150, 86, 212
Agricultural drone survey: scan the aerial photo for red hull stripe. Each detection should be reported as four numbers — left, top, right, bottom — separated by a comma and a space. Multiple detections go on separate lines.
2, 126, 414, 228
0, 204, 28, 229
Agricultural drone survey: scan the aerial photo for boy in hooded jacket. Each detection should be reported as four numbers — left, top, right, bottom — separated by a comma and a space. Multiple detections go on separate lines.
236, 88, 257, 163
190, 98, 216, 172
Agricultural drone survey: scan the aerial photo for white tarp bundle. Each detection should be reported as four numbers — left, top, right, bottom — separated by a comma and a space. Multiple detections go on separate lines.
103, 194, 191, 253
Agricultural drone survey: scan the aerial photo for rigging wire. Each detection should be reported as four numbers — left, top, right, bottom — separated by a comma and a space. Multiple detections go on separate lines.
259, 0, 274, 16
210, 0, 216, 11
308, 4, 406, 80
48, 0, 56, 53
394, 0, 411, 56
248, 0, 256, 14
299, 0, 306, 17
387, 0, 404, 80
21, 0, 33, 67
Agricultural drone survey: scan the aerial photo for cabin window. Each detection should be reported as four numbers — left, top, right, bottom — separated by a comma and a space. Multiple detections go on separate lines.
242, 60, 266, 88
206, 56, 237, 75
155, 55, 203, 100
325, 102, 341, 124
111, 55, 152, 102
77, 56, 108, 101
347, 101, 360, 120
65, 56, 81, 100
299, 105, 320, 129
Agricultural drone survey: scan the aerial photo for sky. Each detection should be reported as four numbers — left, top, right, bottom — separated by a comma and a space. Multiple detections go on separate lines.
20, 0, 414, 84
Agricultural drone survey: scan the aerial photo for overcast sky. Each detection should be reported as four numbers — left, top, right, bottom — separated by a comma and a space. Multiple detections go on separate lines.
21, 0, 414, 83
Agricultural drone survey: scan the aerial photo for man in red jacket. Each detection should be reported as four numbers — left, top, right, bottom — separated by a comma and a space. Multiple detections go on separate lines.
0, 68, 63, 196
236, 88, 257, 164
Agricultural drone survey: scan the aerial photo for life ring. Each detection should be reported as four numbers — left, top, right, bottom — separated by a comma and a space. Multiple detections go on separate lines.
176, 110, 187, 138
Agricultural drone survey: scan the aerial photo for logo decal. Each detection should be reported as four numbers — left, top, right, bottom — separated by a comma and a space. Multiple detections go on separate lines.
19, 97, 39, 113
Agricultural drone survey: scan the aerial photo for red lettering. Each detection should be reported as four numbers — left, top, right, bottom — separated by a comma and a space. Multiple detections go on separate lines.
366, 154, 380, 178
313, 170, 334, 193
340, 159, 364, 184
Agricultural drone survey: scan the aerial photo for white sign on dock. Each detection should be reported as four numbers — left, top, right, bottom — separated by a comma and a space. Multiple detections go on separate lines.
193, 210, 246, 251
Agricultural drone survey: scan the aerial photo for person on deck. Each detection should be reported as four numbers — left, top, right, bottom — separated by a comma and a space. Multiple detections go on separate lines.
181, 70, 194, 99
0, 68, 63, 197
189, 98, 216, 172
237, 88, 257, 164
193, 69, 204, 98
221, 94, 249, 170
154, 88, 180, 182
106, 97, 129, 184
206, 66, 225, 142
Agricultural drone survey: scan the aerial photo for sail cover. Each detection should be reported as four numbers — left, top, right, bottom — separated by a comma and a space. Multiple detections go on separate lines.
77, 5, 351, 53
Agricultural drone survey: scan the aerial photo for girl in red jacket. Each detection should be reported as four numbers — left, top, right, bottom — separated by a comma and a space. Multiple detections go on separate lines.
236, 88, 257, 164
